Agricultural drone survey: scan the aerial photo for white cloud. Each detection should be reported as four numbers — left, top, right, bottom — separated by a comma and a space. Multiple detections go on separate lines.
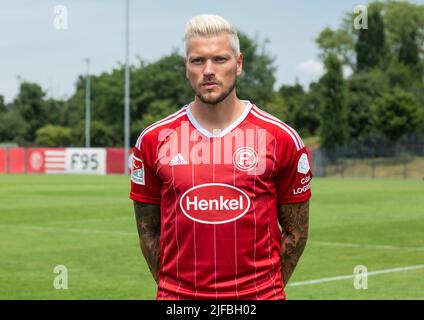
296, 59, 324, 77
343, 65, 353, 78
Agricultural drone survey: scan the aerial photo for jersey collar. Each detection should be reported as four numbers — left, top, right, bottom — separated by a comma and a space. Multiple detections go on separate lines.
186, 100, 252, 138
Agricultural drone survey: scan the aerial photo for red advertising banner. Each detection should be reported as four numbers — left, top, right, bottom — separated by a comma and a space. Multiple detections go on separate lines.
106, 148, 125, 174
0, 148, 7, 174
26, 148, 67, 173
9, 148, 25, 174
106, 148, 132, 174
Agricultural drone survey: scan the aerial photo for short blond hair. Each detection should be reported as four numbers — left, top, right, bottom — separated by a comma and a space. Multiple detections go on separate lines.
184, 14, 240, 55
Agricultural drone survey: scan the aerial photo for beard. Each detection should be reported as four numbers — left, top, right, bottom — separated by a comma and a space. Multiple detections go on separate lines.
193, 74, 237, 105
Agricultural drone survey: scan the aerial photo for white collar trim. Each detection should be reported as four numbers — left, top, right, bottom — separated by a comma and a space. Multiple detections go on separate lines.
186, 100, 252, 138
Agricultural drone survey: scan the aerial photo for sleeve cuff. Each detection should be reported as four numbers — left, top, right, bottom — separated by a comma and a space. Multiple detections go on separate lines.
129, 192, 161, 205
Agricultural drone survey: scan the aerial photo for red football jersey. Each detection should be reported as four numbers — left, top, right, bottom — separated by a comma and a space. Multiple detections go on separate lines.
130, 101, 312, 300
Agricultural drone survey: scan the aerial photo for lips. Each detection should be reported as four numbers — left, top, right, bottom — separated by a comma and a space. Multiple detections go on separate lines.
202, 82, 219, 88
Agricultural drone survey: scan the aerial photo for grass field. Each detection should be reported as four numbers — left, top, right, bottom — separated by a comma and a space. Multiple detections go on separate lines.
0, 175, 423, 299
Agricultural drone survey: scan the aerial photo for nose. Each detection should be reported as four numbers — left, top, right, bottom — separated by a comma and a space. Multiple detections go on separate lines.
203, 59, 215, 77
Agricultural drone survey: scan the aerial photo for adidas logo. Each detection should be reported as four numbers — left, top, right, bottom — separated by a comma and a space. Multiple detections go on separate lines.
169, 153, 188, 166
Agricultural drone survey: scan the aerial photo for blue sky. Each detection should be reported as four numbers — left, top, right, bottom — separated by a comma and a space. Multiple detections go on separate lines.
1, 0, 423, 103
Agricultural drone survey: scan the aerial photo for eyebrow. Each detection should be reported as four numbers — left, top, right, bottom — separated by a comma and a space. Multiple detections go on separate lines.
189, 53, 232, 60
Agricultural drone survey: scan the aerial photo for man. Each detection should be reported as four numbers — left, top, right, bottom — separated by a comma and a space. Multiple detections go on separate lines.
130, 14, 312, 300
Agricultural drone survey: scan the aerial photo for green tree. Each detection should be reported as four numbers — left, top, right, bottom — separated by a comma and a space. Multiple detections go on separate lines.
316, 27, 355, 70
260, 92, 288, 123
385, 58, 417, 90
237, 33, 277, 107
35, 125, 72, 147
371, 89, 423, 142
278, 83, 320, 137
0, 95, 5, 113
384, 0, 424, 80
319, 53, 349, 150
355, 7, 386, 71
13, 82, 48, 143
0, 109, 28, 143
302, 82, 322, 137
71, 120, 120, 147
347, 69, 389, 139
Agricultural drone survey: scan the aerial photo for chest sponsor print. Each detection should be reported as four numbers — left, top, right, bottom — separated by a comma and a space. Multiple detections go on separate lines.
179, 183, 251, 224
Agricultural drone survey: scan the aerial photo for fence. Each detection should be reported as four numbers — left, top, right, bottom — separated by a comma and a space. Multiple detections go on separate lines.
0, 147, 130, 175
2, 144, 423, 179
312, 143, 424, 180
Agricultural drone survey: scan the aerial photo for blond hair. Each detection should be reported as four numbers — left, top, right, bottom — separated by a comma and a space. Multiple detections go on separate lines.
184, 14, 240, 55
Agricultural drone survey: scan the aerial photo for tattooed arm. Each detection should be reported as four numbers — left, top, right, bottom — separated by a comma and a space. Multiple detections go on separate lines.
133, 201, 161, 284
278, 200, 309, 286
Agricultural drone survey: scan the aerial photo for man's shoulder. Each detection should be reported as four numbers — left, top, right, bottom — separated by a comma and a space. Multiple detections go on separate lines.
250, 104, 305, 151
135, 106, 187, 149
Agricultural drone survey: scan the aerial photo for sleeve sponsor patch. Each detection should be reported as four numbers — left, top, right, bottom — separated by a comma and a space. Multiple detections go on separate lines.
131, 155, 145, 185
297, 153, 310, 174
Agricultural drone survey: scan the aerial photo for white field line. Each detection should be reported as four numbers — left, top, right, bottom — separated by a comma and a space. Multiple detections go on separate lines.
0, 224, 134, 236
46, 217, 131, 225
2, 223, 424, 252
288, 264, 424, 287
310, 240, 424, 252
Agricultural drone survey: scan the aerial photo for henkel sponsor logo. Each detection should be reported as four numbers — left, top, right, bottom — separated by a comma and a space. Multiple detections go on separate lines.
179, 183, 251, 224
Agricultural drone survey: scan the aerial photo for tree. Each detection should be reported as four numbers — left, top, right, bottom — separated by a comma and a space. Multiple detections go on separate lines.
347, 69, 389, 139
35, 125, 72, 147
384, 1, 424, 81
236, 32, 277, 107
302, 82, 322, 137
371, 89, 423, 142
0, 109, 28, 144
277, 83, 319, 137
319, 53, 349, 150
260, 92, 288, 123
398, 30, 421, 79
71, 120, 120, 147
13, 82, 48, 143
0, 95, 5, 113
316, 27, 355, 70
355, 7, 386, 71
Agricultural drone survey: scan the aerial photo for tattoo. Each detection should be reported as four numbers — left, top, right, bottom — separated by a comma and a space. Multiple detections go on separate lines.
133, 201, 161, 284
278, 200, 309, 286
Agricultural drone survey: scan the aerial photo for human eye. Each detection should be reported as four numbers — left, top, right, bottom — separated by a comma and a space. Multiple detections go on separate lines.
215, 56, 228, 63
190, 57, 203, 65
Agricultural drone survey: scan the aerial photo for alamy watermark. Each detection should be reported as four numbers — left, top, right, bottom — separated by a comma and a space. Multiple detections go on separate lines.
353, 265, 368, 289
353, 5, 368, 30
53, 265, 68, 289
53, 5, 68, 30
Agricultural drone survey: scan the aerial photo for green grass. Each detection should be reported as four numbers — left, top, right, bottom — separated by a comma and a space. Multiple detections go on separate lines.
0, 175, 423, 299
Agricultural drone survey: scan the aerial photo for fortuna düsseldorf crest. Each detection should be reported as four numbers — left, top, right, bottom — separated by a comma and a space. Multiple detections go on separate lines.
232, 147, 258, 171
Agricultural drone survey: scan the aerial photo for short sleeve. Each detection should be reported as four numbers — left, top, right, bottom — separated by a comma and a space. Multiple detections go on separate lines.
275, 138, 313, 205
129, 138, 162, 204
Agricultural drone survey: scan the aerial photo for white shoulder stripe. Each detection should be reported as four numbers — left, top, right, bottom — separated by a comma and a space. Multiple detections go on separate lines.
252, 106, 304, 148
251, 110, 301, 151
136, 111, 187, 149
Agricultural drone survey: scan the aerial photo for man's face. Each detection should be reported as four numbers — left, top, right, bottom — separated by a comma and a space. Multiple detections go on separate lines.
185, 33, 243, 105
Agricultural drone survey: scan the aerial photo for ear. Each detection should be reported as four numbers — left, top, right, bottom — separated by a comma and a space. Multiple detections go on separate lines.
236, 53, 243, 77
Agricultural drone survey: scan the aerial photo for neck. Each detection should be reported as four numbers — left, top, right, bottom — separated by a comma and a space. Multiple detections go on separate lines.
190, 91, 246, 132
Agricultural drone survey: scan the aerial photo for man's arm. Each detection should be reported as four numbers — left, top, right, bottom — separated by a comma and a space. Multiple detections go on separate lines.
278, 200, 309, 286
133, 201, 161, 284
